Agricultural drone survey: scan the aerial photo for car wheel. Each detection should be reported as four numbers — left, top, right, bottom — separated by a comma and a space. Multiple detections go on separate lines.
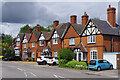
43, 61, 47, 65
97, 67, 101, 71
53, 62, 56, 65
110, 65, 113, 70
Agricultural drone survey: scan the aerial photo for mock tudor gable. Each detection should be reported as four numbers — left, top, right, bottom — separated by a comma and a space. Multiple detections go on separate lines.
22, 35, 28, 43
39, 33, 45, 40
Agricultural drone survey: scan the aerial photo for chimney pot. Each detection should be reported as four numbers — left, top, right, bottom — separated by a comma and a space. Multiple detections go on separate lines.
70, 15, 77, 24
53, 20, 59, 28
36, 24, 40, 32
82, 12, 89, 25
29, 28, 33, 33
107, 5, 116, 27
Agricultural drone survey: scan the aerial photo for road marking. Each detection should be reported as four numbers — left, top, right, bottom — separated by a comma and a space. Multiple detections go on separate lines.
29, 72, 37, 77
24, 72, 27, 77
17, 68, 23, 71
53, 74, 64, 78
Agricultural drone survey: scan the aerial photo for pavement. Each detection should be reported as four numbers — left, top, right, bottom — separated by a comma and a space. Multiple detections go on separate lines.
1, 61, 119, 79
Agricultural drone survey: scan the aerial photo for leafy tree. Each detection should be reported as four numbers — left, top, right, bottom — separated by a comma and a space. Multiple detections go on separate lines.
3, 35, 13, 45
47, 25, 53, 30
57, 48, 75, 61
33, 25, 51, 32
19, 24, 30, 33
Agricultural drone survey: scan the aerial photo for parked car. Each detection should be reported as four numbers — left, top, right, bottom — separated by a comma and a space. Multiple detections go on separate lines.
89, 59, 113, 71
2, 57, 8, 61
47, 57, 59, 65
37, 56, 50, 65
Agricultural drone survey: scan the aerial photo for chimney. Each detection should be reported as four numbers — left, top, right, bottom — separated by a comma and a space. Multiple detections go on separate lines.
36, 24, 40, 32
53, 20, 59, 28
107, 5, 116, 27
29, 28, 33, 33
70, 15, 77, 24
82, 12, 89, 25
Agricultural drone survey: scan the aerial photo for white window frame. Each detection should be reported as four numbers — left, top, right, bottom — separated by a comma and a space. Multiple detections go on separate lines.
69, 38, 75, 45
17, 42, 20, 46
39, 40, 44, 46
53, 38, 58, 44
24, 43, 26, 48
90, 50, 97, 60
54, 51, 57, 57
87, 35, 96, 44
32, 52, 35, 58
32, 42, 35, 47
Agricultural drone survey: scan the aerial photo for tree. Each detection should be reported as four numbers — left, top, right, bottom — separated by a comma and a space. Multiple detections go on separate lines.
19, 24, 30, 33
33, 25, 51, 32
57, 48, 75, 61
47, 25, 53, 30
3, 35, 13, 45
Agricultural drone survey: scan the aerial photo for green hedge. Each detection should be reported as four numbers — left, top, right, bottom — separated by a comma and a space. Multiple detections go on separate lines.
58, 59, 68, 67
65, 60, 88, 69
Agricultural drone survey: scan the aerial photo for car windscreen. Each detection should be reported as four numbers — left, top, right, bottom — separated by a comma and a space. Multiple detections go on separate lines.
90, 60, 96, 65
48, 57, 53, 59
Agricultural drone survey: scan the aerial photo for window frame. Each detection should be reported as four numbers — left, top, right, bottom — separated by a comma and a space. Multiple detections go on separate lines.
90, 50, 97, 60
87, 35, 96, 44
24, 43, 26, 48
17, 42, 20, 46
53, 38, 58, 44
32, 52, 35, 58
32, 42, 35, 47
54, 51, 57, 58
69, 38, 75, 46
39, 40, 44, 46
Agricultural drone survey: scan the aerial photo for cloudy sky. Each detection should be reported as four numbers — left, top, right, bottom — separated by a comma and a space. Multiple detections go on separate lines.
1, 1, 120, 37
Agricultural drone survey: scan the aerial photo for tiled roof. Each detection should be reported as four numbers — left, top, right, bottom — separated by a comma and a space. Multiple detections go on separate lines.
41, 31, 51, 40
32, 31, 41, 40
18, 33, 24, 41
74, 42, 87, 52
25, 33, 31, 41
91, 19, 120, 36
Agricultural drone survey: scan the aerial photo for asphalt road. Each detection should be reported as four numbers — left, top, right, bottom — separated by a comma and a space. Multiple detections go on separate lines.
1, 61, 119, 79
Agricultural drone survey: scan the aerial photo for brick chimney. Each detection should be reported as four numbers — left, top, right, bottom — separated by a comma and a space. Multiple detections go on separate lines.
107, 5, 116, 27
82, 12, 89, 25
36, 24, 40, 32
70, 15, 77, 24
29, 28, 33, 33
53, 20, 59, 28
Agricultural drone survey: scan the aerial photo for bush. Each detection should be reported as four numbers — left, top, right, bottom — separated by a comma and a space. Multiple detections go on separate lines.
28, 58, 32, 61
65, 60, 87, 69
58, 59, 68, 67
57, 48, 75, 61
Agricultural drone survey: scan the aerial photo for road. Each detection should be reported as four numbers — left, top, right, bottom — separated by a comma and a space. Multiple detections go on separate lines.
1, 61, 119, 79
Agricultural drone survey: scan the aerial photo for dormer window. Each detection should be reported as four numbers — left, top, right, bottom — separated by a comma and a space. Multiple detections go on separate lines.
40, 40, 44, 46
87, 35, 96, 44
53, 38, 58, 44
32, 42, 35, 47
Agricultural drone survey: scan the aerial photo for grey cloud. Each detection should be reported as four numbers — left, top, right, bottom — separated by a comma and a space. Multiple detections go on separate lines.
2, 2, 58, 26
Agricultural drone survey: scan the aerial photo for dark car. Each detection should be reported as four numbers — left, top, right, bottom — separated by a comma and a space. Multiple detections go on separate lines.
2, 57, 8, 61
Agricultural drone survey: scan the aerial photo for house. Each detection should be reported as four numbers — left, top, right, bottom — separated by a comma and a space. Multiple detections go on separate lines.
22, 32, 31, 61
14, 34, 24, 58
81, 5, 120, 63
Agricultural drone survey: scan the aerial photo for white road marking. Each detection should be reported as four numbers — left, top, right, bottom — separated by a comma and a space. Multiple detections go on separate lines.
24, 72, 27, 77
17, 68, 23, 71
29, 72, 37, 77
54, 74, 64, 78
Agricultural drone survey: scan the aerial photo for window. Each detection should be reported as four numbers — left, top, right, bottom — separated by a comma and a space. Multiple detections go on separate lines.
87, 35, 95, 44
32, 52, 35, 58
54, 51, 57, 57
40, 40, 44, 46
90, 50, 97, 60
32, 42, 35, 47
69, 38, 75, 45
24, 44, 26, 48
53, 38, 58, 44
17, 42, 20, 46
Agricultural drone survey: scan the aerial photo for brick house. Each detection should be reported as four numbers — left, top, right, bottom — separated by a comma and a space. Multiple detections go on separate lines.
16, 4, 120, 63
14, 34, 24, 58
81, 5, 120, 63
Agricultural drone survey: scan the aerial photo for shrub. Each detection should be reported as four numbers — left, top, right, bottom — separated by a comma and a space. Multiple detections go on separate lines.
65, 60, 87, 69
58, 59, 68, 67
28, 57, 32, 61
57, 48, 75, 61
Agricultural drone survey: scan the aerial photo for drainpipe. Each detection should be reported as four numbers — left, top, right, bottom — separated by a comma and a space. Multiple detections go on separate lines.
111, 36, 113, 52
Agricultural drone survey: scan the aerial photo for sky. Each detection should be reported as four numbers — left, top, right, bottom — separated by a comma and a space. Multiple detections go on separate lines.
1, 0, 120, 37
